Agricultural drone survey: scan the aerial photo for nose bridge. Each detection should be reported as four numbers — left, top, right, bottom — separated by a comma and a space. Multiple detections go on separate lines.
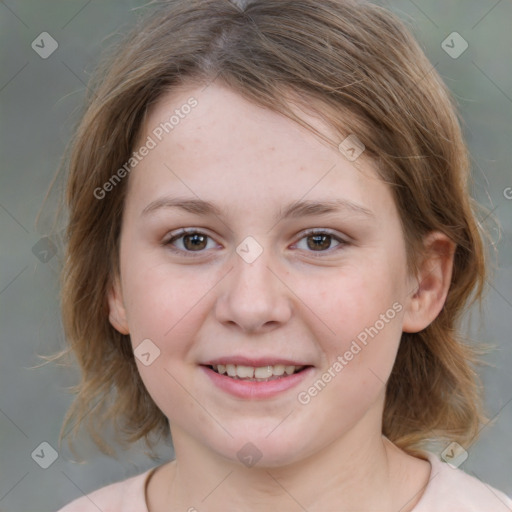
215, 239, 292, 332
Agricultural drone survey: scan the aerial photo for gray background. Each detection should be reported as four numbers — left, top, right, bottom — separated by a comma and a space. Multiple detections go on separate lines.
1, 1, 511, 511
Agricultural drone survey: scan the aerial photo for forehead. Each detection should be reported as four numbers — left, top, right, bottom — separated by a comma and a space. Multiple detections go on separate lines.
125, 83, 395, 224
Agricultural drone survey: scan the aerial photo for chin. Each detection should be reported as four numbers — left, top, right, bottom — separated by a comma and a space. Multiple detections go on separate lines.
211, 433, 310, 469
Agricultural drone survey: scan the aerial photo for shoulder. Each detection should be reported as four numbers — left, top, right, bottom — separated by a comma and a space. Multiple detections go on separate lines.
55, 466, 156, 512
413, 451, 512, 512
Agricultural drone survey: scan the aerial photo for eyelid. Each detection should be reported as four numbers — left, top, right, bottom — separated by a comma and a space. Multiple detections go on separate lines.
163, 227, 349, 257
162, 228, 220, 257
298, 227, 348, 241
290, 228, 348, 255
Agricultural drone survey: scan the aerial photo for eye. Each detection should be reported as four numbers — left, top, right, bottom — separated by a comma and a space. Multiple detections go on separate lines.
163, 228, 348, 257
163, 229, 218, 256
293, 229, 347, 255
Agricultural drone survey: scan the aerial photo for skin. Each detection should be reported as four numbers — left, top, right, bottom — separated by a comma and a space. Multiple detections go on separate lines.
108, 82, 455, 512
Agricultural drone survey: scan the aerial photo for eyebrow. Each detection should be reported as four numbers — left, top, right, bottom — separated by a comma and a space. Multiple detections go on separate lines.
141, 196, 375, 222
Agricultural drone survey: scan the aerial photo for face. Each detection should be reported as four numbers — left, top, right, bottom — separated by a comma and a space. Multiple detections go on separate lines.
108, 82, 424, 467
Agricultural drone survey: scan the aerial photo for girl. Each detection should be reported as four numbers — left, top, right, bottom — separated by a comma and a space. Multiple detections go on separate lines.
51, 0, 512, 510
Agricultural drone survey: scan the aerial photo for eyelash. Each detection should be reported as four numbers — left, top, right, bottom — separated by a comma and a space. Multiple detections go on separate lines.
163, 228, 348, 258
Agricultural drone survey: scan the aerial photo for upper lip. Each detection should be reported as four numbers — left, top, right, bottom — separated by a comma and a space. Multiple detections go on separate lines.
202, 356, 311, 367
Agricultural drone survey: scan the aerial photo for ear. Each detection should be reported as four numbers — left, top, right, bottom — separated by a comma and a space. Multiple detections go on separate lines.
402, 231, 456, 333
107, 274, 130, 335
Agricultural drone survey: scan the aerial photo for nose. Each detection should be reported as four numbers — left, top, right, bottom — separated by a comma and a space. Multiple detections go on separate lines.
214, 245, 292, 334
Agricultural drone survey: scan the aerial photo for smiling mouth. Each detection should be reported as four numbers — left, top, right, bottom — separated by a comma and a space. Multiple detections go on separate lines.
206, 364, 309, 382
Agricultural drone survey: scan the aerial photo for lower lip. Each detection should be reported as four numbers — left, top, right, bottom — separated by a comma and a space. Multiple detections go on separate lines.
201, 365, 314, 399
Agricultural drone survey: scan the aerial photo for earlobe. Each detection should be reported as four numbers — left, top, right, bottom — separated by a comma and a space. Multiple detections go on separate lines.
107, 275, 130, 335
402, 232, 456, 333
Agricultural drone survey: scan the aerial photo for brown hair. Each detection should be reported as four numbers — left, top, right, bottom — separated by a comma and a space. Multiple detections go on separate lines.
41, 0, 494, 460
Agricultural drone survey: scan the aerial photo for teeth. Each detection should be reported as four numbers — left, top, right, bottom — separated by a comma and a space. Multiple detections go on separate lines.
272, 364, 285, 375
211, 364, 305, 379
284, 365, 295, 375
254, 366, 272, 379
237, 365, 255, 378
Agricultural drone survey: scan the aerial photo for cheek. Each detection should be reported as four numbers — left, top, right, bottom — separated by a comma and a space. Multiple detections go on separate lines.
120, 248, 204, 343
122, 267, 209, 421
317, 259, 405, 378
300, 281, 404, 435
118, 251, 215, 397
134, 358, 210, 438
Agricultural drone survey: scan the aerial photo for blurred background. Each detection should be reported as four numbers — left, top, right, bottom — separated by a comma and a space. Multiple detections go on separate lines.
0, 1, 511, 511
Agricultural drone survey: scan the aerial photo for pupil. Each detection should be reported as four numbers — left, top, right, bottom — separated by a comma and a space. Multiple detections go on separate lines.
182, 233, 331, 252
308, 234, 330, 251
184, 233, 206, 251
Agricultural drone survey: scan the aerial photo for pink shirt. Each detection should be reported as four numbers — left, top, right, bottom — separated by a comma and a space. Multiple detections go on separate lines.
56, 451, 512, 511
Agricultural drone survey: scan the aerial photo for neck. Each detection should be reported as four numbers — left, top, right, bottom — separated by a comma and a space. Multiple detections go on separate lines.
161, 429, 403, 512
